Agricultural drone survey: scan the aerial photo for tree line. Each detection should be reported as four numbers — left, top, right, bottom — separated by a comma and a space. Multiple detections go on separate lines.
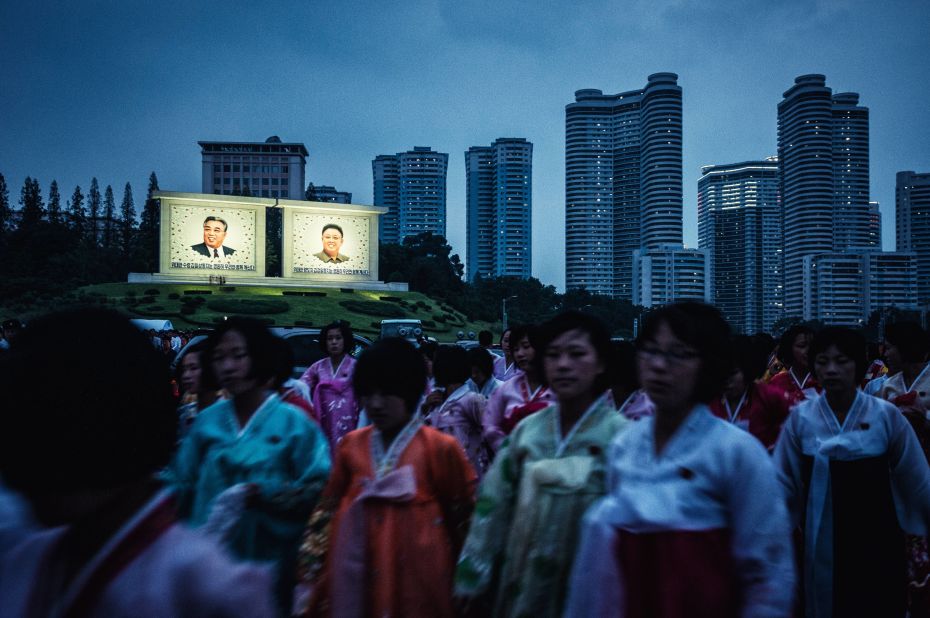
0, 171, 160, 305
0, 172, 641, 335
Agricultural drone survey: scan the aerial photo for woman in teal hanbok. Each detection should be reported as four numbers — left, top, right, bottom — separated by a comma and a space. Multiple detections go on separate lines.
167, 318, 331, 612
455, 311, 627, 617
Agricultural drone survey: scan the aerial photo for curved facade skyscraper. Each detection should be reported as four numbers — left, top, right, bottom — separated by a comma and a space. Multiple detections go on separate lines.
778, 74, 871, 317
565, 73, 683, 298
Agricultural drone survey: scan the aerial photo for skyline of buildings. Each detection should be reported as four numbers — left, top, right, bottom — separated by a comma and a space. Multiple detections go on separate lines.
189, 74, 928, 327
465, 138, 533, 281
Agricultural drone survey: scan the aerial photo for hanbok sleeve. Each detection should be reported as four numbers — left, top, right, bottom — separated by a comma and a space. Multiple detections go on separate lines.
564, 497, 624, 618
725, 438, 796, 617
455, 429, 521, 600
252, 416, 331, 516
431, 433, 478, 555
299, 361, 321, 400
482, 386, 508, 453
887, 408, 930, 536
295, 438, 353, 586
772, 409, 806, 527
163, 414, 209, 519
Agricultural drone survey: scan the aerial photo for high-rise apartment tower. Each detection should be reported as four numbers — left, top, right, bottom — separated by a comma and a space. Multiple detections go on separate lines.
698, 158, 782, 333
565, 73, 683, 297
897, 171, 930, 305
372, 147, 448, 245
466, 138, 533, 280
777, 75, 870, 317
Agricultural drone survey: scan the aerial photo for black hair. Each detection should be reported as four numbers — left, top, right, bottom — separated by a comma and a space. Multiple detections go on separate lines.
0, 308, 176, 495
353, 338, 427, 414
809, 327, 869, 383
731, 335, 769, 382
318, 320, 354, 355
467, 347, 494, 379
211, 317, 278, 385
322, 223, 344, 237
270, 335, 296, 389
478, 330, 493, 347
418, 339, 439, 361
433, 345, 471, 387
203, 215, 228, 231
175, 340, 207, 392
499, 328, 512, 346
606, 340, 639, 393
777, 325, 815, 370
884, 321, 928, 364
508, 324, 538, 351
637, 302, 732, 403
534, 311, 612, 394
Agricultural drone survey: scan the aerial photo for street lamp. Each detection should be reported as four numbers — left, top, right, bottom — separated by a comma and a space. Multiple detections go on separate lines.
502, 295, 518, 331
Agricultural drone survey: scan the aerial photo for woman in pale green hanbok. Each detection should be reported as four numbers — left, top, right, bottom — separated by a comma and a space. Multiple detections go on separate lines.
455, 312, 627, 617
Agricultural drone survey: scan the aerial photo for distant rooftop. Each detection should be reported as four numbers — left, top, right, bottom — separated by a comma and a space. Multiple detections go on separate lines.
198, 136, 308, 157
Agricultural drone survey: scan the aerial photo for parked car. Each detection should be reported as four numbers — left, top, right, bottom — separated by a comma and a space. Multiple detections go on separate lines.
171, 327, 374, 379
379, 319, 423, 343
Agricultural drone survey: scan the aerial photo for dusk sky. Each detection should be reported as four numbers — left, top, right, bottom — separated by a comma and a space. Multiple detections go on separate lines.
2, 0, 927, 290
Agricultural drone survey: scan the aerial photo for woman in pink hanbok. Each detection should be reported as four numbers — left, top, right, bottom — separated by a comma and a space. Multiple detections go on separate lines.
483, 324, 556, 453
426, 345, 491, 477
300, 321, 359, 452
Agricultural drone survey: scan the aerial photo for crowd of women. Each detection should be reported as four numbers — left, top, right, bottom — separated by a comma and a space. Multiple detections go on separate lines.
3, 303, 930, 617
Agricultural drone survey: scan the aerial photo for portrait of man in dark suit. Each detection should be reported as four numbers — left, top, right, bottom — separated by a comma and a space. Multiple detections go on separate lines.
313, 223, 350, 263
191, 216, 236, 258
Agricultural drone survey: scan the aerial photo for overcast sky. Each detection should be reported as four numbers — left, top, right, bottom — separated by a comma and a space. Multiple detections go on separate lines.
2, 0, 928, 290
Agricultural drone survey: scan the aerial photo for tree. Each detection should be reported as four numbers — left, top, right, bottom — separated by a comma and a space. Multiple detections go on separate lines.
47, 180, 62, 225
87, 177, 101, 247
19, 177, 44, 230
0, 173, 11, 235
102, 184, 116, 249
68, 185, 86, 239
119, 182, 135, 258
378, 232, 465, 299
137, 172, 160, 270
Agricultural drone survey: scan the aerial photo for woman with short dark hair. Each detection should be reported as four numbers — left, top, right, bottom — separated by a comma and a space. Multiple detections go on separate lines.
482, 324, 555, 453
775, 326, 930, 617
566, 302, 794, 618
769, 325, 820, 406
456, 311, 627, 617
297, 337, 476, 617
167, 317, 331, 613
300, 320, 359, 452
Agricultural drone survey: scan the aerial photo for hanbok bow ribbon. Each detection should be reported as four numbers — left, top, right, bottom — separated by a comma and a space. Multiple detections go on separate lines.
806, 431, 866, 618
331, 464, 417, 618
509, 456, 594, 573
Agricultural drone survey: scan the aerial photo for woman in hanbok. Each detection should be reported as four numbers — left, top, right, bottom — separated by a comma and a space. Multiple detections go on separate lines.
565, 302, 795, 618
456, 311, 627, 618
297, 337, 476, 617
708, 335, 791, 450
300, 321, 359, 452
175, 340, 223, 437
168, 318, 331, 613
768, 325, 820, 406
426, 345, 491, 477
775, 327, 930, 617
877, 321, 930, 615
606, 340, 653, 421
493, 328, 520, 382
466, 347, 503, 398
482, 324, 556, 453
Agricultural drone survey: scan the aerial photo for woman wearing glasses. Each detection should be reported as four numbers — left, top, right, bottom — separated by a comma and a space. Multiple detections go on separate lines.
566, 302, 794, 618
